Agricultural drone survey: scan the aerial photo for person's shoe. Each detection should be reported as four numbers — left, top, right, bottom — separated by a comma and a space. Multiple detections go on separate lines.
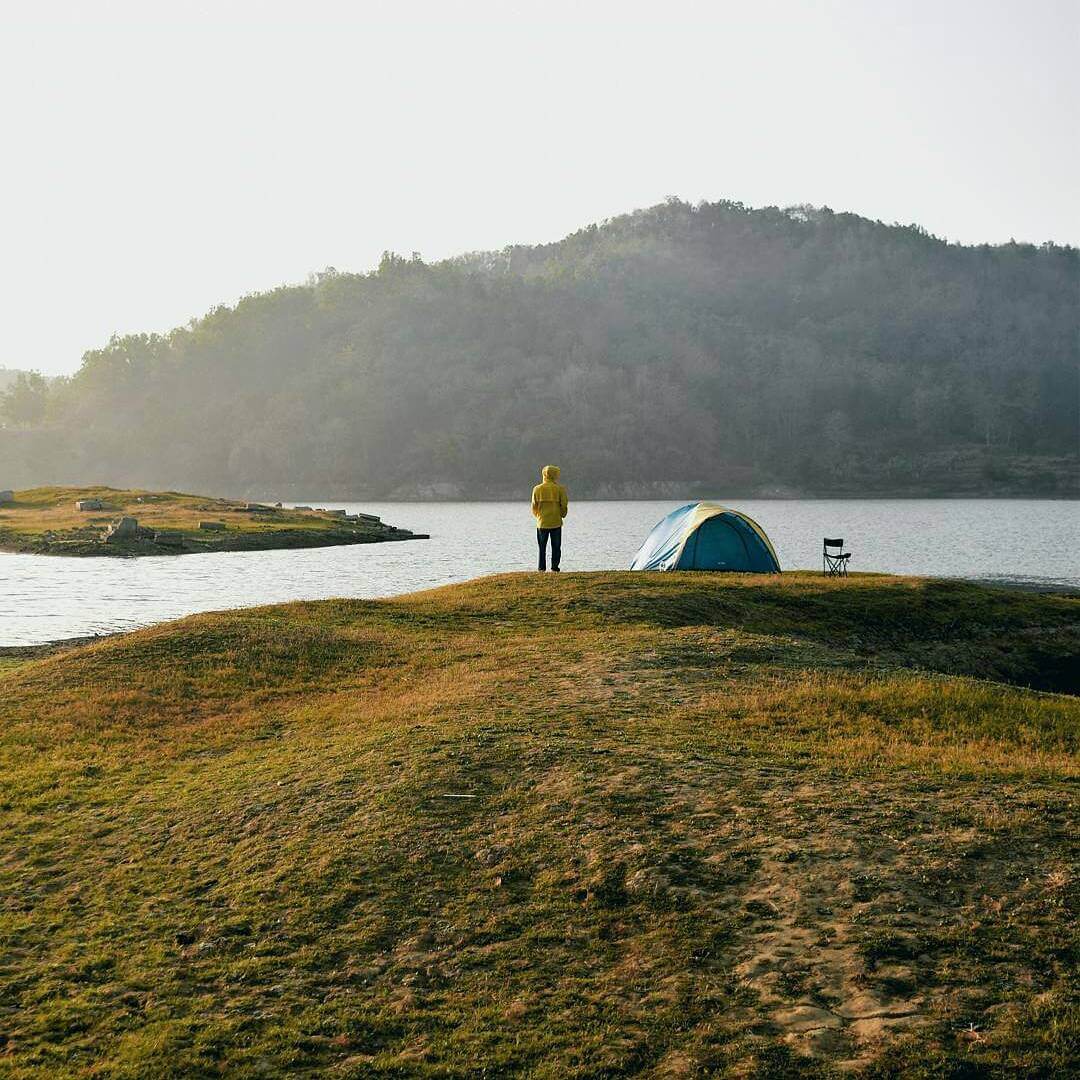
552, 567, 560, 572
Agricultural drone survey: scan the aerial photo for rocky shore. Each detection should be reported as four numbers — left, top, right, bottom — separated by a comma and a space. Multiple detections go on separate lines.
0, 486, 428, 556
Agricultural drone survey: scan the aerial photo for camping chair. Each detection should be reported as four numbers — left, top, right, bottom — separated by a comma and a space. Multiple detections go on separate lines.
823, 538, 850, 577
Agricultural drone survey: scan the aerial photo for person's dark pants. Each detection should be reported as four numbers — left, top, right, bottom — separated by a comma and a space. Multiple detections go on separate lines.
537, 527, 562, 571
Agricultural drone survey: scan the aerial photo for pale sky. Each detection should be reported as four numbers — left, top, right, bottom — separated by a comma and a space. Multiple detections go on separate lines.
2, 0, 1077, 376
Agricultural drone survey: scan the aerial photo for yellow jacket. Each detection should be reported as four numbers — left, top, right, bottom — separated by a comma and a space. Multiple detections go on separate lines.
531, 465, 568, 529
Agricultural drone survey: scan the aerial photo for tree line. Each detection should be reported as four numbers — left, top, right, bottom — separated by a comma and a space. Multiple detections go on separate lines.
3, 199, 1077, 497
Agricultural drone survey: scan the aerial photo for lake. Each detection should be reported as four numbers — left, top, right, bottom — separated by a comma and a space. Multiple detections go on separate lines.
1, 499, 1077, 646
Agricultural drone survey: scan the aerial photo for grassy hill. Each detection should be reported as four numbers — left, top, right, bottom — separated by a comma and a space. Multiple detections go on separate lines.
1, 572, 1076, 1077
0, 487, 424, 556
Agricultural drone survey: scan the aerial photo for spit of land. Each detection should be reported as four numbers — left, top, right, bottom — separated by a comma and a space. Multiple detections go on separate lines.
0, 487, 425, 556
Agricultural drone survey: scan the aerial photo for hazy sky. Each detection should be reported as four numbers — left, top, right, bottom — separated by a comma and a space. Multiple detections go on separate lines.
3, 0, 1077, 376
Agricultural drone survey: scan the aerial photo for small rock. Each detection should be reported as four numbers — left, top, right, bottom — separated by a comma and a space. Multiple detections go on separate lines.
0, 489, 13, 504
154, 530, 184, 546
75, 498, 103, 511
199, 520, 226, 531
294, 505, 312, 511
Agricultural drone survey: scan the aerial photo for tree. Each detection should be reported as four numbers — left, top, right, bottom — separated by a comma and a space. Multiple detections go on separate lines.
0, 371, 50, 427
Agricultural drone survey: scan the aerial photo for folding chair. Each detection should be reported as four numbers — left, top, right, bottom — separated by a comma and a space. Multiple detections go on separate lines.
823, 537, 850, 577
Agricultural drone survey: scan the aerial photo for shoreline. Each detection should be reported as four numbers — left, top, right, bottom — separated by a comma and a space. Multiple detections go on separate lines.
3, 571, 1077, 655
0, 633, 123, 659
0, 530, 430, 558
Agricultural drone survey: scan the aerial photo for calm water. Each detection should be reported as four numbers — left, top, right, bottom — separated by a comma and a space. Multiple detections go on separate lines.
1, 500, 1077, 646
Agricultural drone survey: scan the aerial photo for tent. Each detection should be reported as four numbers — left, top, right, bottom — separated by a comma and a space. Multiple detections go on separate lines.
630, 502, 780, 572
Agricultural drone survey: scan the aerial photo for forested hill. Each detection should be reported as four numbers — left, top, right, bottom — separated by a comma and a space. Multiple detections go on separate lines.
3, 200, 1077, 497
0, 367, 36, 393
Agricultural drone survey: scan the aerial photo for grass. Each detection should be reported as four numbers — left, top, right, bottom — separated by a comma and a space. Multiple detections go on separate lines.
0, 571, 1077, 1077
0, 487, 423, 556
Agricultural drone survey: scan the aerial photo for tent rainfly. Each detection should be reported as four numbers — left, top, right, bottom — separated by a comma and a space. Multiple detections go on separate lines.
630, 502, 780, 573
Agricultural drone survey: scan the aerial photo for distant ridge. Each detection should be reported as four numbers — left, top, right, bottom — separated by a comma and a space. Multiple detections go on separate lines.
2, 199, 1076, 496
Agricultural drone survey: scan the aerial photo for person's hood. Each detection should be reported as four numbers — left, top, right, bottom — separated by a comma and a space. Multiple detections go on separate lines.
541, 465, 560, 482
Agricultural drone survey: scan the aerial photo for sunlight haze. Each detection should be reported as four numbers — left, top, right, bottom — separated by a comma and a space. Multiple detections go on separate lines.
3, 0, 1077, 376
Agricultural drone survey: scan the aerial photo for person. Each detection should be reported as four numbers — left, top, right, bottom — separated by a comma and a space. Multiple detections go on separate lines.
531, 464, 568, 571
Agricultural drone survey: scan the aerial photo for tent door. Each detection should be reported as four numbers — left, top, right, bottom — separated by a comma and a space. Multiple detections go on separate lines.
686, 517, 751, 570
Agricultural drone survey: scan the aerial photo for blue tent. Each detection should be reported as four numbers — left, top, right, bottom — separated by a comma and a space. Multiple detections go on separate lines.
630, 502, 780, 572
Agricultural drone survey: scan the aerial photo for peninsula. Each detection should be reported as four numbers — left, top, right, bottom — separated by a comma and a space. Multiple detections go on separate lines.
0, 486, 427, 556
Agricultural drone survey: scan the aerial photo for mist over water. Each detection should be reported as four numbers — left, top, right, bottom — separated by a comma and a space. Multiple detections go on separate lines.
2, 499, 1077, 647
